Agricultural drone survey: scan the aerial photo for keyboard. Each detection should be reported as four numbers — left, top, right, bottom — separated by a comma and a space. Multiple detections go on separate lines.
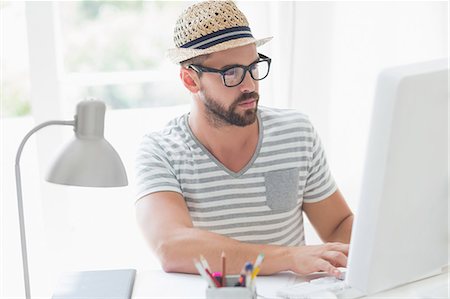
276, 276, 349, 299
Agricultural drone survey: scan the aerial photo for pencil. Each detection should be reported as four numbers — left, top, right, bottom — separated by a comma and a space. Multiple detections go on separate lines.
251, 253, 264, 282
193, 259, 217, 288
254, 253, 265, 269
200, 254, 211, 272
221, 251, 226, 287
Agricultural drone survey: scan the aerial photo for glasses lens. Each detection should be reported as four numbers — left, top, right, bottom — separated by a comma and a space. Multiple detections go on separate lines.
223, 67, 245, 87
251, 60, 270, 80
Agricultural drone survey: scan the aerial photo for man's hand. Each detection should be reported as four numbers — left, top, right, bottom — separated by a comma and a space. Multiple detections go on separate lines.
137, 192, 350, 276
288, 242, 349, 277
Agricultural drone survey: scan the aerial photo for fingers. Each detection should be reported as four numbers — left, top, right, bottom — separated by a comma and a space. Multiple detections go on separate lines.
321, 250, 348, 267
315, 258, 342, 278
324, 242, 350, 256
290, 243, 350, 277
319, 243, 348, 277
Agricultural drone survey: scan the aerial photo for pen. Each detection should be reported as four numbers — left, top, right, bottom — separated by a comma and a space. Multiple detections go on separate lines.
205, 268, 222, 287
199, 255, 221, 287
212, 272, 223, 286
193, 259, 217, 288
245, 262, 253, 288
221, 251, 226, 287
236, 269, 246, 287
236, 262, 248, 287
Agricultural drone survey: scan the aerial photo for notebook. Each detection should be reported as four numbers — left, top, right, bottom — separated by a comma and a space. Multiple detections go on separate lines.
52, 269, 136, 299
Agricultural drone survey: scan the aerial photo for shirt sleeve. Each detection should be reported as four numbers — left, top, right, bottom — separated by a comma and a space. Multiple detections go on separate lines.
303, 125, 337, 203
134, 134, 182, 202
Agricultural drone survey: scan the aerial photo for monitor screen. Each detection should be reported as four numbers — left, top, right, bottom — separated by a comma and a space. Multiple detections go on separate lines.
346, 58, 448, 295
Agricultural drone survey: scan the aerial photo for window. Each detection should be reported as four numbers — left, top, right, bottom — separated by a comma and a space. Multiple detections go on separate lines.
57, 1, 193, 110
1, 1, 31, 117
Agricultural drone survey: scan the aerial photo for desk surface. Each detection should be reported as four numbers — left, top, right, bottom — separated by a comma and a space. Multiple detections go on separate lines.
132, 268, 449, 299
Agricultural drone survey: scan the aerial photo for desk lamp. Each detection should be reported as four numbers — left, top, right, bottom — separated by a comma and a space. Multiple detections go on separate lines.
15, 99, 128, 299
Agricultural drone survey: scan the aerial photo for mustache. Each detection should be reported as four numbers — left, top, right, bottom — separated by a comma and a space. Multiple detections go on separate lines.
236, 92, 260, 104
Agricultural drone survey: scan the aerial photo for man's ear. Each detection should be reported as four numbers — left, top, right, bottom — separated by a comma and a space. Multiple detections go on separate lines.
180, 68, 200, 93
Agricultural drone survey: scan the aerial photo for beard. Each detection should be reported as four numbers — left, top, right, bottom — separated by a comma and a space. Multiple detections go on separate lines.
200, 91, 260, 127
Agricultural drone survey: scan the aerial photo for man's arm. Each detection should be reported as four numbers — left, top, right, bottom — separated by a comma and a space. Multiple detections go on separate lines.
302, 189, 353, 243
136, 191, 349, 277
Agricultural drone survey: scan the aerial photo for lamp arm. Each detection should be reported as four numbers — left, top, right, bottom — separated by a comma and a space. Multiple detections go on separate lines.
15, 120, 74, 299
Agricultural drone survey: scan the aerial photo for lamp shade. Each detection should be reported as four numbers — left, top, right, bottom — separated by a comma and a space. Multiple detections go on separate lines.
46, 137, 128, 187
45, 99, 128, 187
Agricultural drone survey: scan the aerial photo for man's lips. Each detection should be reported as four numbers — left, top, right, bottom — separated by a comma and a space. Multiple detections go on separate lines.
238, 99, 257, 105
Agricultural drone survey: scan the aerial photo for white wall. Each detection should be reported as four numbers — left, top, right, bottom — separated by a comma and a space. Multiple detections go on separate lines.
326, 1, 447, 213
284, 2, 447, 245
243, 1, 448, 244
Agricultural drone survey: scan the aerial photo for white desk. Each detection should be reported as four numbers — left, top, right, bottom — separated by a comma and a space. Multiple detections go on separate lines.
132, 268, 449, 299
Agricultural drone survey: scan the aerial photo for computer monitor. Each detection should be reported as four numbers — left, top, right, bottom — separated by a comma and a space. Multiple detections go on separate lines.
346, 58, 448, 295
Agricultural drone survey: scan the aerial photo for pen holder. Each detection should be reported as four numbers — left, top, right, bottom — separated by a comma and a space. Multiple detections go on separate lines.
205, 275, 256, 299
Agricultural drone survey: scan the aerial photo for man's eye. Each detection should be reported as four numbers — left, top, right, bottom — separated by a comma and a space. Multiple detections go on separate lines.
224, 68, 237, 76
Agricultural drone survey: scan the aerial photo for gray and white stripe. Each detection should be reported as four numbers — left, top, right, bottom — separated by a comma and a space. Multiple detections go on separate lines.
135, 106, 336, 246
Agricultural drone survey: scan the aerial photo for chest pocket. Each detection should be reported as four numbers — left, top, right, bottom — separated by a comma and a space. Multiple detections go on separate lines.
264, 168, 300, 211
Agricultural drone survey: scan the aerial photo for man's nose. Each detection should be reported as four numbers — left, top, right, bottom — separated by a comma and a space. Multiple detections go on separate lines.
239, 70, 256, 93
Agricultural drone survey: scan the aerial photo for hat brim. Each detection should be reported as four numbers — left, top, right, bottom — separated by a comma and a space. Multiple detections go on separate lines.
167, 36, 273, 64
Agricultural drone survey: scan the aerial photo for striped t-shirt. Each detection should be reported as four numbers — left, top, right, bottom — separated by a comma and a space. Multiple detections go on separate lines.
135, 106, 337, 246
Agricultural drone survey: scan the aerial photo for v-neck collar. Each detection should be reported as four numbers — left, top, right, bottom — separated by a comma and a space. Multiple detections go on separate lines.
184, 111, 263, 178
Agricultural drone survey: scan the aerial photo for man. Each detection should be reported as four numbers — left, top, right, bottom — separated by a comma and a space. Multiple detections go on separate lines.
135, 1, 353, 277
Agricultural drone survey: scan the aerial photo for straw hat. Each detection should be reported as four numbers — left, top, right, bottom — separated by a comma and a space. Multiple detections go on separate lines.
167, 1, 272, 64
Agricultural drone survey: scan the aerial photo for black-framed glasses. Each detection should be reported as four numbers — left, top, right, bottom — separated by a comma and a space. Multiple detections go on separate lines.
187, 53, 272, 87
